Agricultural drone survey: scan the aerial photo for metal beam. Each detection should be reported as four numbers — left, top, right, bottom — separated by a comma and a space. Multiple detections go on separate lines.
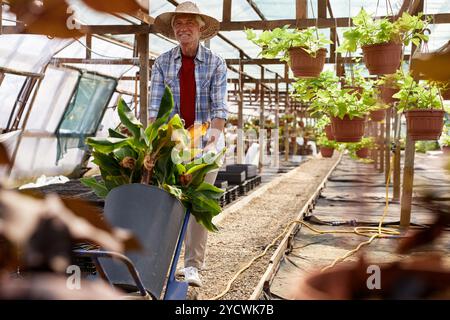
246, 0, 266, 20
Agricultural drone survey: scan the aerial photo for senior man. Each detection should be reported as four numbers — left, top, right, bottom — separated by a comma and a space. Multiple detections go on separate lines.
150, 2, 227, 287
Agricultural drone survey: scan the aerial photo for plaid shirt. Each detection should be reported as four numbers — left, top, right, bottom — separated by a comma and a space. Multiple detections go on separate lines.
149, 44, 228, 124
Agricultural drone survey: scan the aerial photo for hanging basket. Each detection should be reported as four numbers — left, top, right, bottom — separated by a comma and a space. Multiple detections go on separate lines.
356, 147, 370, 159
320, 147, 334, 158
331, 115, 366, 142
342, 86, 364, 98
441, 87, 450, 100
288, 47, 327, 78
405, 109, 445, 141
362, 42, 402, 75
369, 109, 386, 122
324, 124, 334, 140
379, 85, 400, 104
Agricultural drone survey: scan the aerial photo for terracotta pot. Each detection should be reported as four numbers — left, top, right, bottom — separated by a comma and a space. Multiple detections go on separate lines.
288, 47, 327, 78
369, 109, 386, 122
441, 88, 450, 100
405, 109, 445, 141
362, 42, 402, 75
443, 146, 450, 154
324, 124, 334, 140
356, 147, 369, 159
331, 115, 366, 142
379, 85, 400, 104
320, 147, 334, 158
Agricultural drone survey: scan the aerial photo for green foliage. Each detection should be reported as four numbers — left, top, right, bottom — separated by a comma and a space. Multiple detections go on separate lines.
315, 116, 331, 132
439, 122, 450, 147
292, 71, 371, 119
344, 137, 376, 159
338, 9, 429, 53
317, 135, 337, 148
415, 141, 440, 153
440, 134, 450, 147
81, 87, 225, 232
291, 71, 340, 105
376, 69, 405, 89
393, 74, 443, 112
245, 26, 331, 62
309, 85, 370, 119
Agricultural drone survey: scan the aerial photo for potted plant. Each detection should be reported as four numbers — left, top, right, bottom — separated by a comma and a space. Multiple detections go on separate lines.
439, 121, 450, 154
347, 137, 376, 159
228, 115, 238, 126
338, 9, 429, 75
377, 70, 404, 104
309, 86, 369, 142
81, 87, 225, 232
246, 26, 331, 78
315, 116, 333, 140
440, 134, 450, 154
341, 63, 370, 97
394, 76, 446, 141
431, 81, 450, 100
280, 114, 294, 124
317, 135, 337, 158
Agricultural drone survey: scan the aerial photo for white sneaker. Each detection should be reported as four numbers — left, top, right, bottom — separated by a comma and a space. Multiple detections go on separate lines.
177, 266, 202, 287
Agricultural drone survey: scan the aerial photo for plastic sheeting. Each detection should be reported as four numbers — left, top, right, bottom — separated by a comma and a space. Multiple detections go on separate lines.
25, 66, 80, 133
0, 74, 26, 129
0, 35, 72, 73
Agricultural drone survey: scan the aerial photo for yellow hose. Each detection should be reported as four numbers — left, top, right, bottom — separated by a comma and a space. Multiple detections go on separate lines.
210, 157, 398, 300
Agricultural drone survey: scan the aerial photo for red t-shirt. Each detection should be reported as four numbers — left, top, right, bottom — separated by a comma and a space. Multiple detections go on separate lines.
179, 54, 196, 129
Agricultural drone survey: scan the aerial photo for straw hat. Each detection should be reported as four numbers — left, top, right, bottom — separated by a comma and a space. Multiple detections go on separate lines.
154, 1, 220, 41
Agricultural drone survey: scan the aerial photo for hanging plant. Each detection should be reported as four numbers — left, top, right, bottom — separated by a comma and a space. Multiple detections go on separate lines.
394, 76, 445, 141
345, 137, 377, 160
338, 9, 429, 75
81, 87, 225, 232
376, 70, 405, 104
246, 26, 331, 77
317, 135, 338, 158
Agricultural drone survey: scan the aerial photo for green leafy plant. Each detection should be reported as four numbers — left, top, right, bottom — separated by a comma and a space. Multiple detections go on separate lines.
439, 122, 450, 147
315, 116, 331, 132
393, 75, 443, 112
377, 69, 405, 89
292, 71, 340, 104
246, 26, 331, 62
342, 63, 370, 89
317, 135, 337, 148
440, 134, 450, 147
80, 87, 225, 231
415, 141, 440, 153
338, 9, 429, 53
344, 137, 376, 159
309, 85, 370, 119
280, 114, 295, 123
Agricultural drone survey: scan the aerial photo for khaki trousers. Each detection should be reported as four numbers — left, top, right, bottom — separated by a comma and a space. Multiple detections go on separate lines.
184, 169, 219, 269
